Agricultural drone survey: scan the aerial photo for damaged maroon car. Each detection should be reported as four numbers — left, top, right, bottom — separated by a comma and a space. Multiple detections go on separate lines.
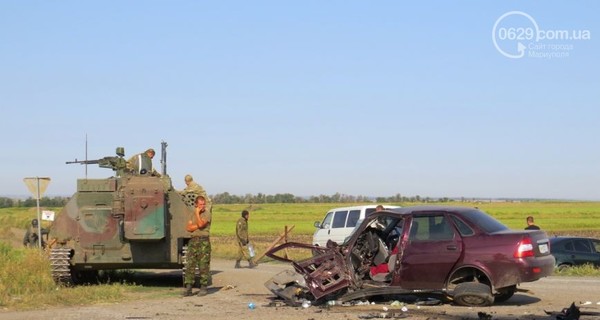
265, 206, 555, 307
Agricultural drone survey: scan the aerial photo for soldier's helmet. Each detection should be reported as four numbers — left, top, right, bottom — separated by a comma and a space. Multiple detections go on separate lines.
31, 219, 38, 226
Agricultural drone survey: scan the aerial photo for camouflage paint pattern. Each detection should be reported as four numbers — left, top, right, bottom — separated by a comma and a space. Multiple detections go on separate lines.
183, 236, 211, 286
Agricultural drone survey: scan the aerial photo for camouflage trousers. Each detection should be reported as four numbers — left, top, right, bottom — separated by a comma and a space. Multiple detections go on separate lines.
236, 242, 247, 261
184, 236, 211, 286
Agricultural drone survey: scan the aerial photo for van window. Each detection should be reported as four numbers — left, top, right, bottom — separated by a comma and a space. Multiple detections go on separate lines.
322, 212, 334, 228
332, 210, 348, 228
346, 210, 361, 227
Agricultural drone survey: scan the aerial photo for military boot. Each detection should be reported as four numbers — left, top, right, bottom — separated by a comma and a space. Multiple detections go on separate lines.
197, 286, 208, 297
248, 259, 257, 268
182, 284, 193, 297
234, 260, 241, 269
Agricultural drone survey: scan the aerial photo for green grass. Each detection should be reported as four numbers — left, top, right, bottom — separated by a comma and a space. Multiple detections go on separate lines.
0, 242, 138, 309
209, 201, 600, 238
210, 202, 355, 236
554, 263, 600, 277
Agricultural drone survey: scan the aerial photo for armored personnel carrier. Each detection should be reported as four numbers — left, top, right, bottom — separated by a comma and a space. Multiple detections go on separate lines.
49, 142, 200, 284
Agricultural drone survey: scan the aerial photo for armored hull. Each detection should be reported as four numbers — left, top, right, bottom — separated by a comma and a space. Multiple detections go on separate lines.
50, 143, 198, 283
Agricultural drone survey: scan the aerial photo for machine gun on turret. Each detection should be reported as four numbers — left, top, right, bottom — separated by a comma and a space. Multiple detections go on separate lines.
66, 147, 128, 177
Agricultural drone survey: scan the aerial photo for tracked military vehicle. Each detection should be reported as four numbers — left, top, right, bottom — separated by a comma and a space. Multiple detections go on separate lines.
49, 142, 201, 284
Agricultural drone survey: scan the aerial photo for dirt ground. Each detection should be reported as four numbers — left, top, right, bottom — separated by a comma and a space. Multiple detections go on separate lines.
2, 258, 600, 320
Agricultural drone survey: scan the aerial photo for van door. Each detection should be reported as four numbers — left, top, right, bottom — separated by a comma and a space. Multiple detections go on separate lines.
313, 211, 334, 246
329, 209, 362, 244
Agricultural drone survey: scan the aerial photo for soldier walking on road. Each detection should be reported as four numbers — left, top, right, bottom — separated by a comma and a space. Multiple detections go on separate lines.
183, 195, 212, 297
235, 210, 256, 269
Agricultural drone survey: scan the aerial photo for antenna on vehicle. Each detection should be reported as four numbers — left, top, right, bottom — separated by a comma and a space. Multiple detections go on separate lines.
85, 134, 88, 179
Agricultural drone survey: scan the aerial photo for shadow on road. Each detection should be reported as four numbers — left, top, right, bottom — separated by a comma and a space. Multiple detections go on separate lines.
93, 269, 223, 288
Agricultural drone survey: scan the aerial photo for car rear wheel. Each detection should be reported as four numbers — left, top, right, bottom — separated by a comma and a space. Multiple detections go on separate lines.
452, 282, 494, 307
494, 285, 516, 303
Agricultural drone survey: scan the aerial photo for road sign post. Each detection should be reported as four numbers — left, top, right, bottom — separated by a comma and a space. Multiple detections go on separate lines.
23, 177, 51, 248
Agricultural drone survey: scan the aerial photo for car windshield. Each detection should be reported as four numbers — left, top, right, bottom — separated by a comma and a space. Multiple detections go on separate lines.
460, 209, 509, 233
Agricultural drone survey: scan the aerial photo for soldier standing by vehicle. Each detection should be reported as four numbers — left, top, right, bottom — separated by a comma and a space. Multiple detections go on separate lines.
183, 195, 212, 297
23, 219, 48, 248
180, 174, 210, 205
235, 210, 256, 269
181, 174, 206, 195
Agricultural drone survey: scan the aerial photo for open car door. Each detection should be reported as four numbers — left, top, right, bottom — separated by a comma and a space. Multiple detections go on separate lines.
265, 241, 354, 300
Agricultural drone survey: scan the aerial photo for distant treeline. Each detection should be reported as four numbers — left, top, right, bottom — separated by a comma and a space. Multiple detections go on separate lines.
210, 192, 454, 204
0, 196, 70, 208
0, 193, 455, 208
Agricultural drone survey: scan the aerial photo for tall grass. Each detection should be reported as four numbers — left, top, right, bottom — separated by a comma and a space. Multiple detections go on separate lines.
0, 242, 134, 309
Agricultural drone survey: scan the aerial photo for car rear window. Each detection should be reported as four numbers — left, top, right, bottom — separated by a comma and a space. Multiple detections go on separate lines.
460, 209, 509, 233
451, 216, 475, 236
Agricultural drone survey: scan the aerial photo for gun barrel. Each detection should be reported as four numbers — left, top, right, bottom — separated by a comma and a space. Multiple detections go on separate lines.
66, 159, 100, 165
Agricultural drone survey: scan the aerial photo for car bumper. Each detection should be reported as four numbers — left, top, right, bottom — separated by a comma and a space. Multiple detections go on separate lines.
518, 255, 555, 282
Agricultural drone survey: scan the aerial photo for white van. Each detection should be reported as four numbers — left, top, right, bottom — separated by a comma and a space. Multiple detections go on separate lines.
312, 205, 400, 247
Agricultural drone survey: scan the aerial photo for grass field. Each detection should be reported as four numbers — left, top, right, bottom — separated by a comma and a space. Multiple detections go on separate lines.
209, 201, 600, 239
2, 201, 600, 260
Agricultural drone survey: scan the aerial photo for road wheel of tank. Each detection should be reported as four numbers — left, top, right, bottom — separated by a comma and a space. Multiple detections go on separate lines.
452, 282, 494, 307
49, 247, 73, 285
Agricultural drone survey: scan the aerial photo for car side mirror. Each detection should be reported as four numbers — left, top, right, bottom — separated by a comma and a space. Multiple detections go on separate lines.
314, 221, 322, 228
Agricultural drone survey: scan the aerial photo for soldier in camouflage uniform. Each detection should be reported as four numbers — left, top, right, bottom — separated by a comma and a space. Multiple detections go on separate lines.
179, 174, 210, 204
235, 210, 256, 268
23, 219, 48, 248
126, 148, 160, 176
183, 195, 212, 297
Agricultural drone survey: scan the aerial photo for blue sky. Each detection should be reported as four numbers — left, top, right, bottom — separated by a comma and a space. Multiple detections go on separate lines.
1, 2, 598, 200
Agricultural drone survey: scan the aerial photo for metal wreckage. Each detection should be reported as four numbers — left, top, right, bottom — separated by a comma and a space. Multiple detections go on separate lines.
48, 142, 202, 284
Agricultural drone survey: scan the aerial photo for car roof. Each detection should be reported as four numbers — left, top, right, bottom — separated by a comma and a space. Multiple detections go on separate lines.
385, 205, 480, 215
550, 236, 599, 241
327, 205, 401, 212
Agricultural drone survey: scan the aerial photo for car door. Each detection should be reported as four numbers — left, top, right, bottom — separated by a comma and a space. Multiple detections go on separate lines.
397, 213, 462, 289
591, 239, 600, 267
570, 239, 600, 267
